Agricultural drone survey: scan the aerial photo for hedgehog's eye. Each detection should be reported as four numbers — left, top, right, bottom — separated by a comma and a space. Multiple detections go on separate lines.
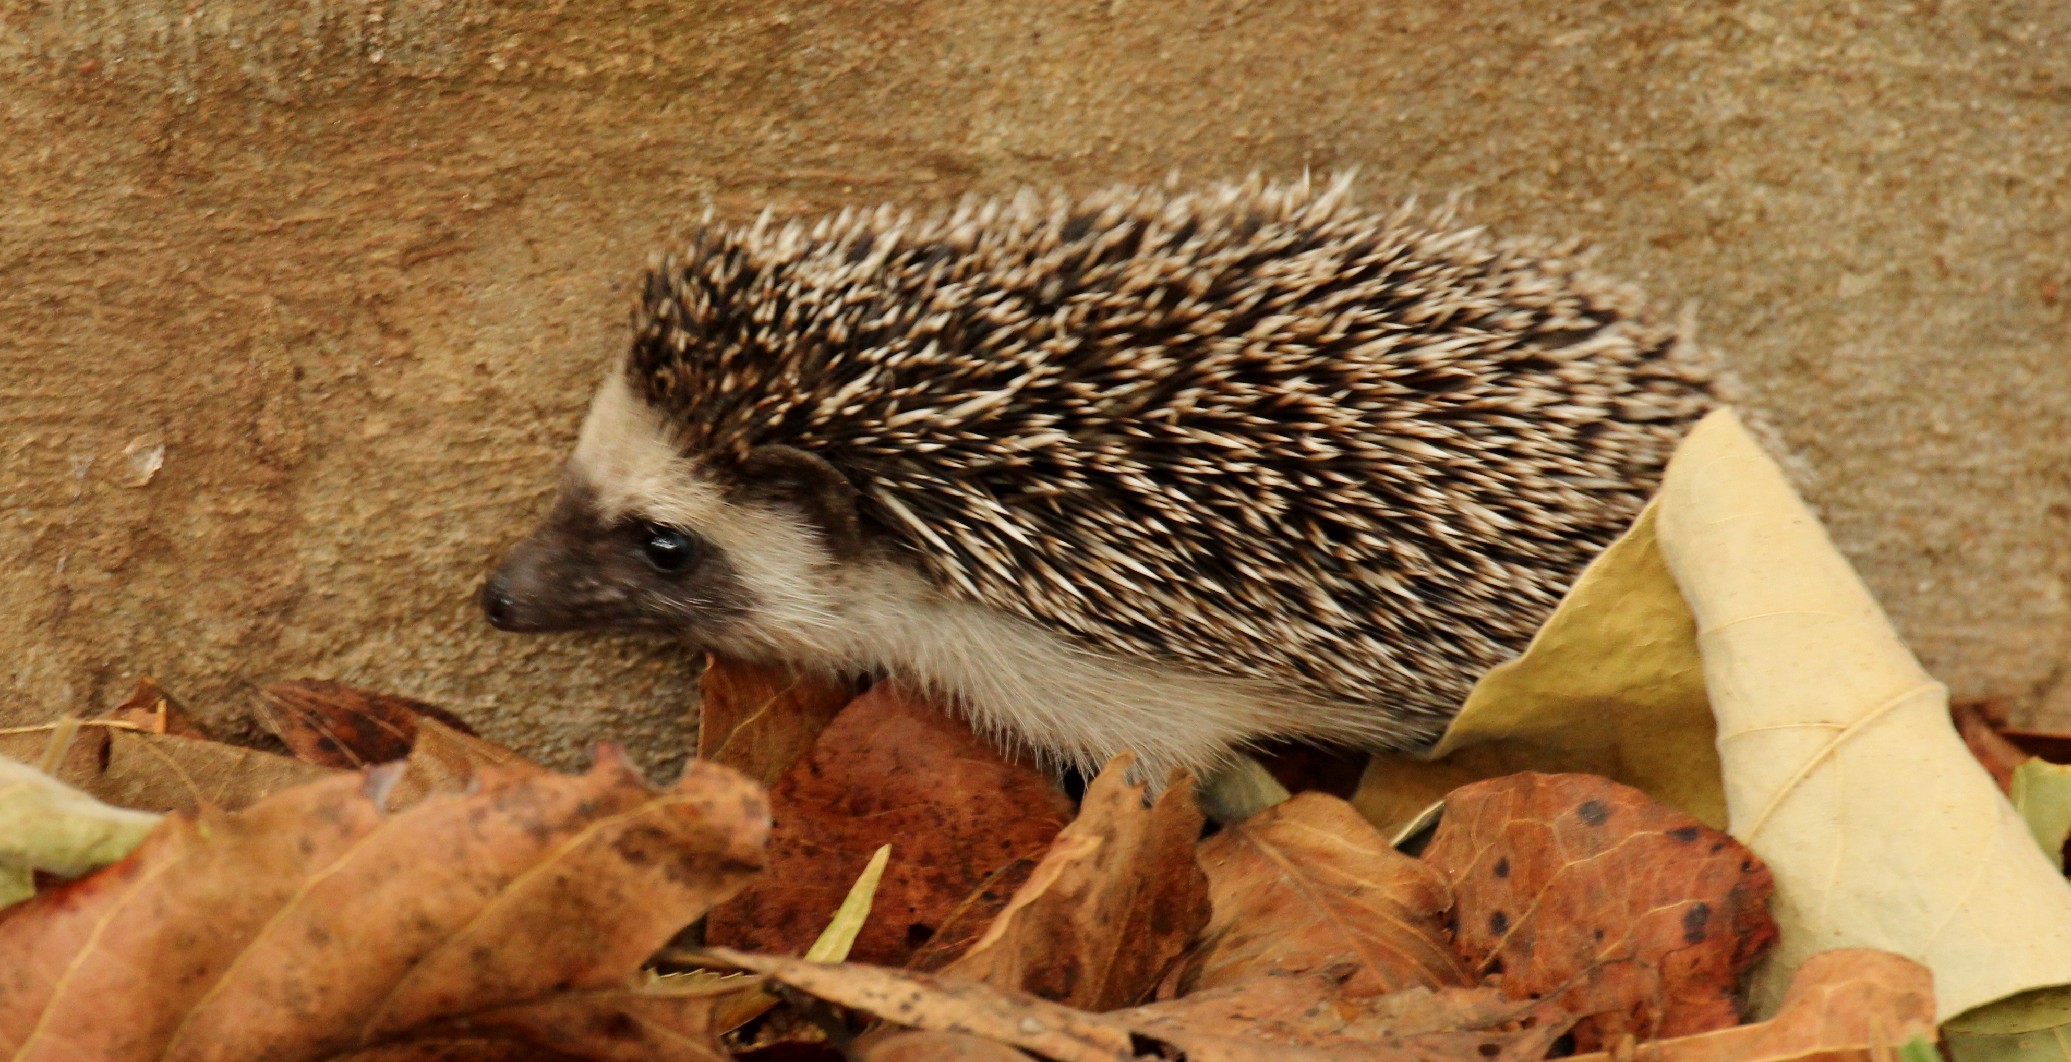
638, 525, 700, 574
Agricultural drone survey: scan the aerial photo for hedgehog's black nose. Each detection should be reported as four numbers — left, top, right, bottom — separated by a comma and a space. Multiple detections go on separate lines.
480, 580, 518, 630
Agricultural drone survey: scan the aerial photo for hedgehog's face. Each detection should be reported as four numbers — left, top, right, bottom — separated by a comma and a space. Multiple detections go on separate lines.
478, 475, 752, 640
480, 374, 864, 661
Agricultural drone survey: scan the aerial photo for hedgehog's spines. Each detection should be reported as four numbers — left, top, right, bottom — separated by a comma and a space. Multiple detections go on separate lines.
624, 177, 1718, 741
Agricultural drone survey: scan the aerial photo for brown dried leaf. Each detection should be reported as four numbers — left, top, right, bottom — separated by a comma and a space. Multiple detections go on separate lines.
1186, 792, 1468, 996
99, 677, 209, 738
259, 679, 541, 806
452, 971, 764, 1062
1120, 974, 1567, 1061
383, 717, 543, 805
1421, 772, 1777, 1048
0, 754, 768, 1061
260, 680, 487, 766
0, 724, 338, 813
261, 679, 418, 765
2002, 727, 2071, 766
720, 951, 1556, 1062
1252, 741, 1370, 800
257, 681, 469, 759
705, 682, 1073, 967
721, 997, 839, 1059
942, 753, 1209, 1010
865, 1030, 1033, 1061
697, 655, 856, 788
1564, 949, 1935, 1061
712, 950, 1135, 1062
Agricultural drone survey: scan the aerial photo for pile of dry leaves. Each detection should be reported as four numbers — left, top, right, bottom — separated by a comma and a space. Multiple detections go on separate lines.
1, 664, 1943, 1062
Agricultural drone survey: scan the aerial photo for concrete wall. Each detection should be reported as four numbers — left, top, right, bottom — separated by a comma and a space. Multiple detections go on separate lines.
5, 0, 2067, 774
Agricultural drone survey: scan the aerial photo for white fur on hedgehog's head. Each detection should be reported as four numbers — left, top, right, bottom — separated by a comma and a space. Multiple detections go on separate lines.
480, 371, 868, 663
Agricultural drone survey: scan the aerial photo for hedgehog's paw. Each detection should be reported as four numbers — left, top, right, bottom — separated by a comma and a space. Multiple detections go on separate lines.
1193, 753, 1291, 823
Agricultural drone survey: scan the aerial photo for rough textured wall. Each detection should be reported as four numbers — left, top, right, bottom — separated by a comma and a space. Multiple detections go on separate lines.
4, 0, 2068, 773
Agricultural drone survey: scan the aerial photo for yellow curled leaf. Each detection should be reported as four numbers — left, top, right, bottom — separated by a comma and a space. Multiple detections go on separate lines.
1656, 410, 2071, 1023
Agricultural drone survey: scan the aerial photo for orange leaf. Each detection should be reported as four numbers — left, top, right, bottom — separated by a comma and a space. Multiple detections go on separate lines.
99, 678, 209, 738
260, 680, 487, 766
1186, 792, 1468, 996
1420, 772, 1777, 1048
704, 682, 1073, 967
696, 655, 855, 788
259, 679, 541, 807
1564, 949, 1935, 1061
905, 858, 1041, 974
0, 754, 767, 1061
942, 753, 1209, 1009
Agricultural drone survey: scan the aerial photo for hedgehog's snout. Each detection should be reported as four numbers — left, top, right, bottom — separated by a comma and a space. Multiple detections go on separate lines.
479, 543, 554, 633
479, 525, 592, 634
478, 579, 521, 631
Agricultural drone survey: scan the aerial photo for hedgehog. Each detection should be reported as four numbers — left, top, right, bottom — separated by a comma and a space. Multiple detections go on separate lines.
479, 176, 1720, 784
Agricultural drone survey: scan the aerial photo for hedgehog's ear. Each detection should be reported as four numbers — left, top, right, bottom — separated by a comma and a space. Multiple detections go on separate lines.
737, 444, 865, 558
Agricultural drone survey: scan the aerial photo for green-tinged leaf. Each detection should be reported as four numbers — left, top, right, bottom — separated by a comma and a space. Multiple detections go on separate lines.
806, 843, 891, 963
0, 867, 29, 909
2012, 758, 2071, 862
708, 843, 895, 1036
1945, 1023, 2071, 1061
0, 754, 161, 907
1945, 985, 2071, 1061
1900, 1036, 1948, 1062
